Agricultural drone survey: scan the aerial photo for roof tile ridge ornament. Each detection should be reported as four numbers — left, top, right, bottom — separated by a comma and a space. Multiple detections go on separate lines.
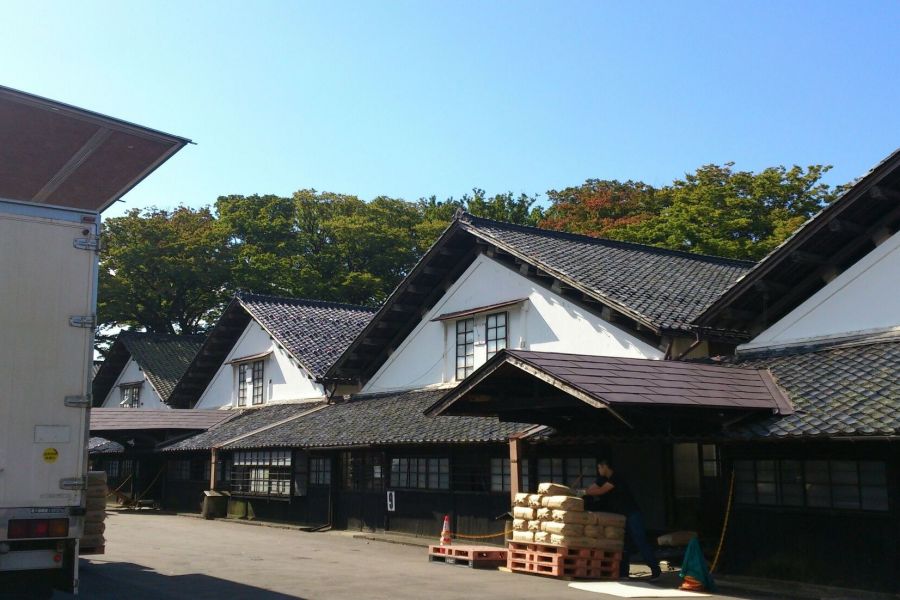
454, 208, 472, 223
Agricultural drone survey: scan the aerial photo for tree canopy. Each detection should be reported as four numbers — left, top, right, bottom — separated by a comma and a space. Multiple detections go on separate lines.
97, 162, 843, 350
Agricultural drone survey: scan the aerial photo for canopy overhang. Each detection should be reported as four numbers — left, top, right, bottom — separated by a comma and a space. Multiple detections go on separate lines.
426, 350, 793, 435
0, 85, 190, 213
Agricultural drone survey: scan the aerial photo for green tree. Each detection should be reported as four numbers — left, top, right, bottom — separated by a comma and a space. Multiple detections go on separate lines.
623, 164, 836, 260
98, 206, 232, 345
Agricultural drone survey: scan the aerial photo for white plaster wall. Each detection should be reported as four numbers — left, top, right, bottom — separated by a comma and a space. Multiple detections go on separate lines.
743, 229, 900, 351
195, 320, 325, 409
100, 357, 167, 409
362, 254, 663, 393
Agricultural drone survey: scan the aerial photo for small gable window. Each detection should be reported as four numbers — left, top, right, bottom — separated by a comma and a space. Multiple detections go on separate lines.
237, 359, 265, 406
455, 318, 475, 380
120, 383, 141, 408
486, 311, 508, 359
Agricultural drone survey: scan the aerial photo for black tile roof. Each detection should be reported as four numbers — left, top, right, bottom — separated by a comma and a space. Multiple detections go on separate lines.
237, 294, 376, 378
724, 335, 900, 438
223, 388, 535, 450
120, 332, 205, 401
88, 437, 123, 454
159, 403, 321, 452
461, 214, 753, 332
92, 332, 204, 406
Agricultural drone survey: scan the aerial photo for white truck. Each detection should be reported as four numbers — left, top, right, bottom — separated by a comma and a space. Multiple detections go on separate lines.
0, 86, 187, 596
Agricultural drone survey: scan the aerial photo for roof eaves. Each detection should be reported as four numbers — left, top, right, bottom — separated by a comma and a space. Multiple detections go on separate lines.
694, 148, 900, 326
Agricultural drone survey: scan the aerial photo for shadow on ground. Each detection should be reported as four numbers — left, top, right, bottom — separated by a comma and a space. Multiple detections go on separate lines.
52, 560, 305, 600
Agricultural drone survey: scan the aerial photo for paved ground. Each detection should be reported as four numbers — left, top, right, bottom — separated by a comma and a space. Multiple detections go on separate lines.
53, 512, 785, 600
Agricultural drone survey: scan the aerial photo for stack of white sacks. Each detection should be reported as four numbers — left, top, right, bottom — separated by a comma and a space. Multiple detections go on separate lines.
511, 482, 625, 550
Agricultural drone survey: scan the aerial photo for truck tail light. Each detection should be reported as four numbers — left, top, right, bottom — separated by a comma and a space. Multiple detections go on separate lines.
7, 519, 69, 539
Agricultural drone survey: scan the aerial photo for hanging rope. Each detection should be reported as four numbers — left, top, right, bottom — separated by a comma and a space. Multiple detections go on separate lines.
710, 469, 735, 573
106, 473, 133, 497
133, 466, 166, 503
451, 524, 512, 540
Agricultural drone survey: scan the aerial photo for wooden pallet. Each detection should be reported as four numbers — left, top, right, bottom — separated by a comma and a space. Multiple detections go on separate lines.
507, 541, 620, 580
428, 544, 507, 569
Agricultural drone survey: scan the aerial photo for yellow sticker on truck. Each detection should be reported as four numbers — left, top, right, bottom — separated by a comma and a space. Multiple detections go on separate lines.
43, 447, 59, 463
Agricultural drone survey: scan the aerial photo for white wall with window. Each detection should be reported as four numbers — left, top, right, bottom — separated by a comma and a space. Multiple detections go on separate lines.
195, 320, 326, 409
100, 357, 168, 409
362, 253, 663, 393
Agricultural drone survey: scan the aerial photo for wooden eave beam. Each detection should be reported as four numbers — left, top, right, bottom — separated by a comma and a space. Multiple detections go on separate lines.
752, 202, 900, 329
827, 219, 866, 236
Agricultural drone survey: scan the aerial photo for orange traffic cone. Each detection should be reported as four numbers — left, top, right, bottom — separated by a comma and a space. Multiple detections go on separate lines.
440, 515, 452, 546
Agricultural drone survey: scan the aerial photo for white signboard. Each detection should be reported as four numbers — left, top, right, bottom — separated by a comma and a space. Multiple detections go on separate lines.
386, 490, 396, 512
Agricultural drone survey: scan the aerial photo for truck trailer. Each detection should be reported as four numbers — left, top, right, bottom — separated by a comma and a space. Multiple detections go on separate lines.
0, 86, 187, 596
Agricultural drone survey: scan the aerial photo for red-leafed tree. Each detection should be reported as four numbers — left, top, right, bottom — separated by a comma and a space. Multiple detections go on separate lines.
539, 179, 661, 239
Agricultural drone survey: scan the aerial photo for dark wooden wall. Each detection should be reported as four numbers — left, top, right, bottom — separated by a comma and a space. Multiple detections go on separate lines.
719, 441, 900, 593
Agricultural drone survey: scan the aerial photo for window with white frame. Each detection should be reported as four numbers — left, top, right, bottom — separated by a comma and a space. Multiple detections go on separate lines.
455, 318, 475, 380
120, 383, 141, 408
485, 312, 508, 359
237, 359, 265, 406
490, 457, 530, 492
231, 450, 291, 497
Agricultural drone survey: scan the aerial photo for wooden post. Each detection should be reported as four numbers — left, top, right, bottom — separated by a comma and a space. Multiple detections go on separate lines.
509, 437, 522, 504
209, 447, 218, 490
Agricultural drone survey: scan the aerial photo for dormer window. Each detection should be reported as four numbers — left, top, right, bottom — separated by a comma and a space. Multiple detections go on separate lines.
456, 318, 475, 380
120, 383, 141, 408
237, 359, 264, 406
486, 311, 508, 359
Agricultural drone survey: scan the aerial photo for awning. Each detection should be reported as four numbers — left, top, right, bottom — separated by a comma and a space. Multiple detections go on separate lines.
425, 350, 792, 433
0, 85, 190, 213
90, 409, 234, 447
431, 298, 528, 321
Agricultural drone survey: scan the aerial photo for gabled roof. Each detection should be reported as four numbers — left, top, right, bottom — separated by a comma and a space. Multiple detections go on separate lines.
327, 212, 751, 384
159, 403, 323, 452
426, 350, 792, 429
220, 388, 535, 450
722, 333, 900, 438
168, 294, 375, 408
694, 148, 900, 335
0, 85, 189, 213
91, 332, 204, 407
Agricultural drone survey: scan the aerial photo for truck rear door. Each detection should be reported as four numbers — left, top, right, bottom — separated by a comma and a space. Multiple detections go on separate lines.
0, 203, 95, 510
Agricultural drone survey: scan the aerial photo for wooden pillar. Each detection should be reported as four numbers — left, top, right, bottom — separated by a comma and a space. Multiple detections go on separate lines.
209, 447, 218, 490
509, 437, 523, 504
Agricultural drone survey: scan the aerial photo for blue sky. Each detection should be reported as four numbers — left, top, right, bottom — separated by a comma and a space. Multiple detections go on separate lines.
3, 1, 899, 218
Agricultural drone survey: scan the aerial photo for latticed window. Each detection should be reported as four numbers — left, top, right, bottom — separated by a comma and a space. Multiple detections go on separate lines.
485, 312, 508, 359
120, 383, 141, 408
456, 318, 475, 380
490, 457, 530, 492
538, 457, 596, 489
231, 450, 291, 497
390, 457, 449, 490
734, 459, 888, 511
341, 451, 384, 491
237, 359, 265, 406
310, 457, 331, 486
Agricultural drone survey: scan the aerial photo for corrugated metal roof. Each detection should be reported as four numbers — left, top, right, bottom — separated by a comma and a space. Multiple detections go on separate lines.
90, 409, 233, 432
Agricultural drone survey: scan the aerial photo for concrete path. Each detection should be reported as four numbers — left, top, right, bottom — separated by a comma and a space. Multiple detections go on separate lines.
54, 512, 783, 599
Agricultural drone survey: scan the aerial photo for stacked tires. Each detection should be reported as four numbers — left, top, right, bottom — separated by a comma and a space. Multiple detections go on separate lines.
80, 471, 107, 554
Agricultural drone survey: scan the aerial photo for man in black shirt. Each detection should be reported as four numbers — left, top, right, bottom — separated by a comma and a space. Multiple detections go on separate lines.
585, 457, 661, 579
